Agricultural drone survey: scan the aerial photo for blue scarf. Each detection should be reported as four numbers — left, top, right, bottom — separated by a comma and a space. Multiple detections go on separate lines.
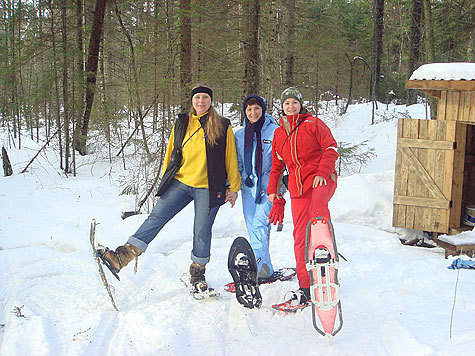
244, 116, 265, 203
243, 94, 267, 203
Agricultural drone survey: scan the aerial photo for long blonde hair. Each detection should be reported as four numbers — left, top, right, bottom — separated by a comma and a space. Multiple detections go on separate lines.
189, 84, 224, 146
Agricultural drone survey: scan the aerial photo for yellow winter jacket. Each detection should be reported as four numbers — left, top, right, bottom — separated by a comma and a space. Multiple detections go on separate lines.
162, 113, 241, 192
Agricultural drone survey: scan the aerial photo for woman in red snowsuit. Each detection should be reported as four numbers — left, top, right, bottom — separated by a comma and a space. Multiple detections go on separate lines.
267, 87, 338, 309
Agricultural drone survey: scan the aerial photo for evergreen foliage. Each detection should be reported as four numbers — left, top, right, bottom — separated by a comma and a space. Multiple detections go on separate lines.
336, 140, 376, 176
0, 0, 472, 174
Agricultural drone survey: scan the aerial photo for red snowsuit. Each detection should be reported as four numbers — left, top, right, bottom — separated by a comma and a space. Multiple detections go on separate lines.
267, 110, 338, 288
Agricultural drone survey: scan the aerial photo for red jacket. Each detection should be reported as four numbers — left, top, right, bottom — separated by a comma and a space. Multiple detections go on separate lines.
267, 111, 338, 198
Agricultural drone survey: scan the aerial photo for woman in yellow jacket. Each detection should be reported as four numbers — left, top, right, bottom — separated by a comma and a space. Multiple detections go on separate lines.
99, 84, 241, 294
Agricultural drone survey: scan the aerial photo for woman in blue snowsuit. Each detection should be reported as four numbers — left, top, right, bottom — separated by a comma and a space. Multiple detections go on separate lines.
235, 94, 279, 279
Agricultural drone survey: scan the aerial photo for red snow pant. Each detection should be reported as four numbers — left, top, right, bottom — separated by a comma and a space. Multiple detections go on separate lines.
290, 178, 337, 289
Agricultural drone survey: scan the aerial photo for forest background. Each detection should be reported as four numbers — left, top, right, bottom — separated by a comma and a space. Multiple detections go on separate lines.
1, 0, 474, 208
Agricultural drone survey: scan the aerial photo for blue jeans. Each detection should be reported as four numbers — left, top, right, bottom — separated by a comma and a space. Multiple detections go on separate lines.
127, 179, 219, 265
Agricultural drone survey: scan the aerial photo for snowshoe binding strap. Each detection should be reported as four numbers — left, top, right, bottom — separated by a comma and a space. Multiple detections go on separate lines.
190, 281, 220, 300
231, 254, 262, 308
271, 290, 309, 312
97, 247, 121, 281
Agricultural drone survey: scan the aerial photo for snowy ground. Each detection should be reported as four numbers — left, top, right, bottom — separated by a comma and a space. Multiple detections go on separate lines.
1, 102, 474, 355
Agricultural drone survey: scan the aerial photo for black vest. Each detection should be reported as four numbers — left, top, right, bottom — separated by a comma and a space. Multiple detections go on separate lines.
156, 113, 230, 210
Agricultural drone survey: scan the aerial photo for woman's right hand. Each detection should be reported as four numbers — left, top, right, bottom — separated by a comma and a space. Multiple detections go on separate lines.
268, 193, 277, 204
313, 175, 327, 187
225, 189, 238, 208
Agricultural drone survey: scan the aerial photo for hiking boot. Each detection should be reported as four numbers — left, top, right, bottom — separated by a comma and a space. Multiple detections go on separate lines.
297, 287, 310, 304
189, 262, 206, 286
271, 288, 310, 312
257, 263, 271, 279
98, 243, 142, 274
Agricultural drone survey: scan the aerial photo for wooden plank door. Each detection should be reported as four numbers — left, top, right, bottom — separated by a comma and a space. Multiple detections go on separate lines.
393, 118, 466, 233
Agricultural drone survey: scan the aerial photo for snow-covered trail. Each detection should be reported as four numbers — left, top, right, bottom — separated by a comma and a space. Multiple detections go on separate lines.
1, 158, 474, 356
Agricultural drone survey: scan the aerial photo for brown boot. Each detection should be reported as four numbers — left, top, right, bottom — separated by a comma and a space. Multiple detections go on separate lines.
98, 243, 142, 274
189, 262, 207, 290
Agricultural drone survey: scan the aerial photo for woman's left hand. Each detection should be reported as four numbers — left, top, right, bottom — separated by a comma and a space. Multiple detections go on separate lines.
225, 189, 238, 208
313, 175, 327, 188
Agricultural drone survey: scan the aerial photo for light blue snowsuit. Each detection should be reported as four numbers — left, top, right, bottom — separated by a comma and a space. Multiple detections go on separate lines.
235, 106, 279, 278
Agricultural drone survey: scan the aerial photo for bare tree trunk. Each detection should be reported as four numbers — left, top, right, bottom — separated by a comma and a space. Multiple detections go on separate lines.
335, 58, 340, 106
284, 0, 295, 86
243, 0, 260, 96
152, 0, 159, 131
76, 0, 84, 96
343, 55, 354, 115
38, 0, 50, 139
314, 57, 319, 115
77, 0, 107, 155
407, 0, 422, 105
16, 0, 24, 149
180, 0, 191, 111
422, 0, 435, 61
372, 0, 384, 102
266, 0, 280, 113
422, 0, 437, 118
100, 35, 111, 161
1, 0, 8, 127
342, 56, 374, 120
8, 0, 19, 142
61, 0, 71, 172
196, 3, 202, 82
48, 0, 64, 169
468, 27, 474, 62
74, 0, 84, 173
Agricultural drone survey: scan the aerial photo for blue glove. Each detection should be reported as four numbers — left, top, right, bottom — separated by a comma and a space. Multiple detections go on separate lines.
448, 258, 475, 270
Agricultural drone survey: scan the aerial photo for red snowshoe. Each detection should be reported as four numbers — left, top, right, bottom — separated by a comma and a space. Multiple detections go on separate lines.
305, 217, 343, 340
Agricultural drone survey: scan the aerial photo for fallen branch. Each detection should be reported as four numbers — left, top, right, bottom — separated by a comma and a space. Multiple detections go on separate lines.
11, 305, 26, 318
21, 129, 60, 174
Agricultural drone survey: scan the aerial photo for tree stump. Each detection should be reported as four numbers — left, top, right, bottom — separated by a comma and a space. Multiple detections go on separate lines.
2, 146, 13, 176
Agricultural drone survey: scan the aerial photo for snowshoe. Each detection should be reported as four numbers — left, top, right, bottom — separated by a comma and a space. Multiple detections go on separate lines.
305, 217, 343, 339
227, 236, 262, 309
89, 219, 119, 311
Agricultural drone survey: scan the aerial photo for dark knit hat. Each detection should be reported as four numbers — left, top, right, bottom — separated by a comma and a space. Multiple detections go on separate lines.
191, 86, 213, 101
242, 94, 267, 117
280, 87, 303, 107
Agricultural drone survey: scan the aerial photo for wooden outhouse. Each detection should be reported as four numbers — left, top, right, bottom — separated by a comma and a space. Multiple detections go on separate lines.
392, 63, 475, 256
